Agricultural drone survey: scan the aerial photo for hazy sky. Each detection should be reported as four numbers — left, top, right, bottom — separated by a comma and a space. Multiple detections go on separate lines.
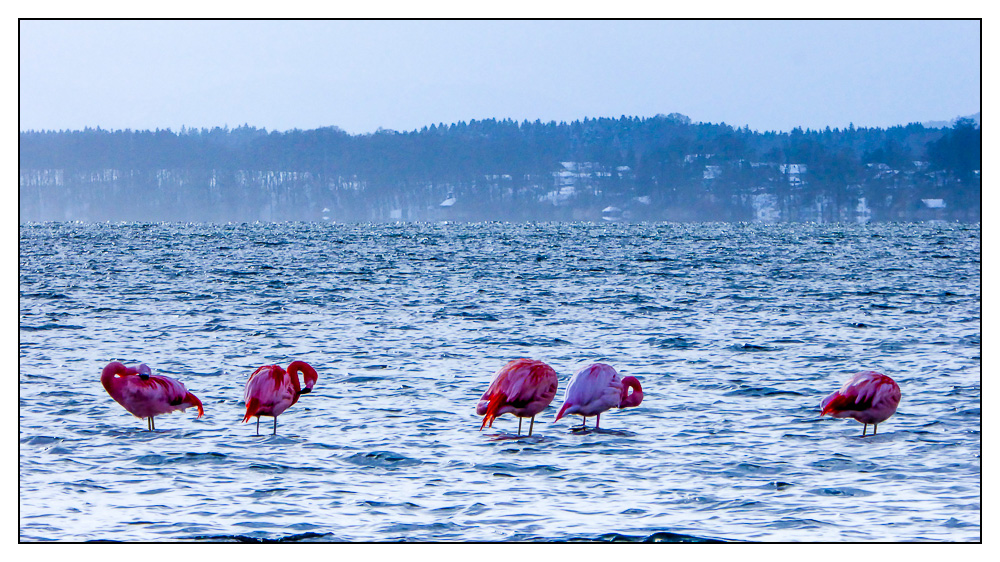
18, 19, 981, 135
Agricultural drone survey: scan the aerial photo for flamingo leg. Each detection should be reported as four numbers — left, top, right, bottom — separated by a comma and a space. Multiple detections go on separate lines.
596, 413, 601, 430
273, 417, 278, 435
152, 417, 155, 431
518, 417, 522, 436
256, 416, 260, 436
862, 423, 868, 437
146, 417, 151, 431
873, 424, 878, 436
528, 416, 535, 437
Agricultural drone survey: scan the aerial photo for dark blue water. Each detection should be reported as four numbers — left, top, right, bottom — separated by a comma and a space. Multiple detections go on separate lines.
19, 222, 980, 542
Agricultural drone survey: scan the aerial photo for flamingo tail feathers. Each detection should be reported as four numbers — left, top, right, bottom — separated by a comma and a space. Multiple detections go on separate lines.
243, 397, 260, 423
480, 391, 507, 430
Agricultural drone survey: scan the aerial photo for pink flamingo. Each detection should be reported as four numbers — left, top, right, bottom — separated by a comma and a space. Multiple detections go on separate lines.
554, 363, 643, 430
242, 361, 318, 435
101, 361, 204, 430
477, 358, 558, 437
821, 371, 901, 436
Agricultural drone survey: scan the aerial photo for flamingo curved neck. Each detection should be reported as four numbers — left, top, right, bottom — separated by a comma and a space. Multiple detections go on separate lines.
619, 376, 643, 408
101, 362, 137, 388
288, 361, 318, 391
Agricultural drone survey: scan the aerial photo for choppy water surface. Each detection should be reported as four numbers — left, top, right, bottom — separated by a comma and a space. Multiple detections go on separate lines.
19, 222, 980, 542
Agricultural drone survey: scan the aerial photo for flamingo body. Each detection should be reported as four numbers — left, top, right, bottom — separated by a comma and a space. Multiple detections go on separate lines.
554, 363, 643, 429
477, 358, 558, 435
243, 361, 318, 434
821, 371, 900, 435
101, 362, 204, 430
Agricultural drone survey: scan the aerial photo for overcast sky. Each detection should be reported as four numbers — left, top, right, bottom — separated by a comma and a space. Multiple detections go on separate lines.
18, 19, 981, 135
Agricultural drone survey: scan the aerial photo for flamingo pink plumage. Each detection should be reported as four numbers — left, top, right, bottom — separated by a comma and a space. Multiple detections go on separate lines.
821, 371, 901, 436
101, 361, 204, 431
554, 363, 643, 430
242, 361, 318, 435
477, 358, 558, 436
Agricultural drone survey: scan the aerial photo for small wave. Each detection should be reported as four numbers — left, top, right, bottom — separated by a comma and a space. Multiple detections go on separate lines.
188, 532, 337, 543
343, 451, 423, 468
809, 456, 878, 472
473, 462, 564, 475
343, 375, 385, 383
644, 336, 697, 349
633, 305, 684, 314
134, 452, 230, 466
247, 463, 324, 473
21, 436, 62, 445
807, 487, 875, 497
20, 291, 69, 299
432, 309, 499, 322
469, 336, 571, 347
246, 488, 290, 498
565, 531, 726, 543
580, 294, 650, 305
20, 323, 85, 331
765, 518, 834, 530
728, 343, 777, 352
361, 500, 422, 509
381, 521, 467, 537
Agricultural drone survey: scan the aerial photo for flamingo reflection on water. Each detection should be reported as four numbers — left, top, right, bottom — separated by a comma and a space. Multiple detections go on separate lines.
101, 361, 204, 431
477, 358, 558, 437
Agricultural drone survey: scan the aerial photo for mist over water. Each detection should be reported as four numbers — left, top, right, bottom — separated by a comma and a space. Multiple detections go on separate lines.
19, 221, 980, 542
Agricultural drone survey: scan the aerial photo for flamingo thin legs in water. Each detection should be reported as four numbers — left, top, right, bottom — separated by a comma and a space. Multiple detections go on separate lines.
254, 416, 278, 436
514, 417, 537, 437
571, 415, 603, 433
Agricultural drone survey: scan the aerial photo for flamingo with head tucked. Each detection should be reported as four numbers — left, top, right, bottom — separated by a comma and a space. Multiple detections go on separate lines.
554, 363, 643, 430
477, 358, 558, 437
101, 361, 204, 430
821, 371, 901, 436
242, 361, 318, 435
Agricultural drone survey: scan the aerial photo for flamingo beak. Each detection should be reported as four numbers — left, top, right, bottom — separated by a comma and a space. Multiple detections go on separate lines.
298, 388, 311, 395
139, 373, 150, 380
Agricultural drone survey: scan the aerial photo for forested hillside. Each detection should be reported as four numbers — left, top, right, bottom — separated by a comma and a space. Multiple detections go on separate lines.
19, 113, 980, 222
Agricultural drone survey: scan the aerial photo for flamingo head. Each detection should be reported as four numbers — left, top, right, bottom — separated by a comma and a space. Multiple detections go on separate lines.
289, 361, 318, 395
137, 363, 152, 380
553, 401, 571, 423
619, 376, 643, 409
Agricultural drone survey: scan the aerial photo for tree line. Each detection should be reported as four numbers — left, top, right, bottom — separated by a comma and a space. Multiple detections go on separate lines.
18, 113, 980, 222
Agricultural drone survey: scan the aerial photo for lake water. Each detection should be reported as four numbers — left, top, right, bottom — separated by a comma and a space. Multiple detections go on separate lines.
18, 221, 981, 542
